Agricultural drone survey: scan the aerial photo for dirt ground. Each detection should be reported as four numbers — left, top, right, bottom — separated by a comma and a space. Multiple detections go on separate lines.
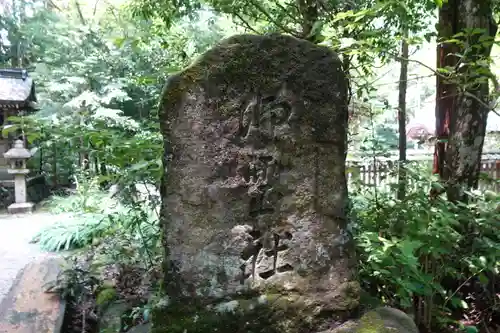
0, 211, 65, 303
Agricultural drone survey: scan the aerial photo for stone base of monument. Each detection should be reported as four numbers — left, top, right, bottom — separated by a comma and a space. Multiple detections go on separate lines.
319, 307, 419, 333
151, 298, 418, 333
0, 256, 66, 333
7, 202, 35, 214
151, 292, 360, 333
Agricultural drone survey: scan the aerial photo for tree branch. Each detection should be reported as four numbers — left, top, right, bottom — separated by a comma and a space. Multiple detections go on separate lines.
247, 0, 300, 37
93, 0, 101, 16
391, 53, 440, 77
390, 50, 500, 117
273, 1, 301, 24
74, 0, 86, 25
461, 91, 500, 117
46, 0, 61, 11
233, 12, 260, 34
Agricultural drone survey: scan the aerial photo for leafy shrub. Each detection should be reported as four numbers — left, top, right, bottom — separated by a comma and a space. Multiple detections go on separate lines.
352, 165, 500, 329
40, 174, 118, 214
32, 174, 121, 251
33, 174, 161, 261
33, 213, 113, 251
33, 204, 160, 254
45, 258, 102, 333
98, 204, 161, 269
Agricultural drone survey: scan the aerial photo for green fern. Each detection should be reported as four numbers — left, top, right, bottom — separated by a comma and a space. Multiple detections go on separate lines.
32, 213, 113, 251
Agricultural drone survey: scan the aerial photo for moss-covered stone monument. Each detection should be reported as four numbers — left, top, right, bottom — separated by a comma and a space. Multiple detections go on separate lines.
155, 33, 418, 333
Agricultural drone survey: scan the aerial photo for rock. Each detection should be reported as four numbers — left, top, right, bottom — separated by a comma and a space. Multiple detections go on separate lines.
151, 296, 316, 333
96, 287, 118, 308
108, 184, 120, 198
321, 307, 418, 333
128, 322, 151, 333
0, 256, 66, 333
98, 300, 131, 333
320, 320, 358, 333
362, 307, 418, 333
159, 32, 356, 312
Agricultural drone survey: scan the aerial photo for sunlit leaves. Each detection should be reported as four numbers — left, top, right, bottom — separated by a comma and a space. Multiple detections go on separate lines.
352, 164, 500, 315
64, 91, 101, 109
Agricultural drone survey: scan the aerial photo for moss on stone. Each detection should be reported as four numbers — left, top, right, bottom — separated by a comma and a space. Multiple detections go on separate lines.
151, 302, 274, 333
184, 33, 343, 102
96, 287, 117, 306
350, 307, 418, 333
159, 73, 187, 126
356, 311, 387, 333
151, 294, 320, 333
159, 33, 346, 124
334, 281, 362, 311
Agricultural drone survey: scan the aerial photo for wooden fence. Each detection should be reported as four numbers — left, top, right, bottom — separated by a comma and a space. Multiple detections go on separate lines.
346, 157, 500, 193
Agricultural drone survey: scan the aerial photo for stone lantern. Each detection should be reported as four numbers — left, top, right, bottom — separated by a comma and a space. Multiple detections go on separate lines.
3, 139, 35, 213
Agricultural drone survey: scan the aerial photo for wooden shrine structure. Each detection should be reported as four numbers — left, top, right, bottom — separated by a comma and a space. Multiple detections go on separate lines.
0, 68, 47, 208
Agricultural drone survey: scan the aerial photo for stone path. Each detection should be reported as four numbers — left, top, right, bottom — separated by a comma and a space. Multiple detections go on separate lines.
0, 211, 62, 303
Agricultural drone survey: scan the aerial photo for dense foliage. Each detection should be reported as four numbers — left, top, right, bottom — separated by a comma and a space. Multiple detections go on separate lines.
353, 167, 500, 331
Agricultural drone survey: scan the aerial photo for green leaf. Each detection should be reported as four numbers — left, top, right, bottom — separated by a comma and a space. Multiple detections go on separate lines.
464, 326, 478, 333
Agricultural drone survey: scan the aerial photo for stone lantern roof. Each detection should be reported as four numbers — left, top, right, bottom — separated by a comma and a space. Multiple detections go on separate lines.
4, 140, 32, 159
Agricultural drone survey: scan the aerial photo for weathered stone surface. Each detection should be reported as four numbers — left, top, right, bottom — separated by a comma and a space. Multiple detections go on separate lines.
0, 256, 65, 333
319, 307, 418, 333
151, 295, 317, 333
128, 322, 151, 333
98, 300, 130, 333
8, 202, 35, 214
159, 33, 356, 310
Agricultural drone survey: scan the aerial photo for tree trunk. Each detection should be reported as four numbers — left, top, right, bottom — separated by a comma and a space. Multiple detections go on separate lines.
434, 0, 497, 202
397, 30, 409, 200
433, 0, 457, 183
446, 0, 497, 202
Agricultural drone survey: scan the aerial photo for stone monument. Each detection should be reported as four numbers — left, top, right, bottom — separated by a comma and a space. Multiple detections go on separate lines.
159, 33, 358, 312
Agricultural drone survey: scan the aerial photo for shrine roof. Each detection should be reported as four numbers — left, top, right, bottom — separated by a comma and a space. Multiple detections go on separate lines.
0, 68, 37, 110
